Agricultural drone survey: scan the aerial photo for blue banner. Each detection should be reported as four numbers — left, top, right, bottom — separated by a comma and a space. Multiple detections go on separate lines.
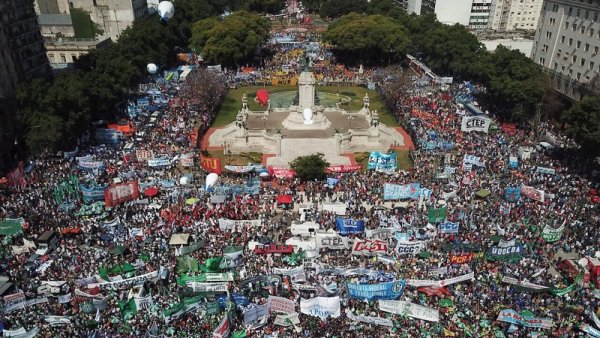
137, 97, 150, 107
347, 280, 406, 300
213, 181, 260, 196
367, 152, 397, 172
419, 139, 455, 151
336, 218, 365, 236
95, 128, 120, 145
80, 183, 107, 203
496, 309, 554, 329
148, 157, 170, 167
504, 187, 521, 201
383, 183, 420, 200
439, 221, 459, 234
77, 160, 105, 173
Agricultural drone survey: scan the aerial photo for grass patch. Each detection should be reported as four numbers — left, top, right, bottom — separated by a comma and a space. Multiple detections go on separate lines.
71, 8, 95, 39
213, 85, 397, 127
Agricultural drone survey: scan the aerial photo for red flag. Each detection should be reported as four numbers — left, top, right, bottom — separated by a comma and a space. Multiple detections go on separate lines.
201, 156, 222, 174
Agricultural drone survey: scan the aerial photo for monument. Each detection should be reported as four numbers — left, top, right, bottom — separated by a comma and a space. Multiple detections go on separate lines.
208, 71, 405, 166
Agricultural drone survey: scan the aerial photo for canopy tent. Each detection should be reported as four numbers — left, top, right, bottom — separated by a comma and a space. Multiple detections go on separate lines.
169, 233, 190, 245
475, 189, 491, 198
276, 195, 293, 205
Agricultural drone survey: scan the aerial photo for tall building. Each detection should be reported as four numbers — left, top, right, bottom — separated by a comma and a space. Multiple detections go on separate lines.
34, 0, 70, 15
488, 0, 543, 31
531, 0, 600, 100
69, 0, 148, 41
0, 0, 51, 173
408, 0, 493, 30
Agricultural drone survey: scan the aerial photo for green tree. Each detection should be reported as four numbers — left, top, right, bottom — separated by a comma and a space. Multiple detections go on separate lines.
320, 0, 368, 18
189, 17, 220, 53
562, 96, 600, 157
324, 13, 411, 66
367, 0, 406, 19
290, 153, 330, 181
246, 0, 285, 14
194, 11, 270, 66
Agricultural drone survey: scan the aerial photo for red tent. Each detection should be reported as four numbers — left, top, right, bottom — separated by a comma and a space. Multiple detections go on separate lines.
276, 195, 293, 205
256, 89, 269, 106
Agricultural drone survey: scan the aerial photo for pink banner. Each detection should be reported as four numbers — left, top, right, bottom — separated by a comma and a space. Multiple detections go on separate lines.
326, 164, 362, 173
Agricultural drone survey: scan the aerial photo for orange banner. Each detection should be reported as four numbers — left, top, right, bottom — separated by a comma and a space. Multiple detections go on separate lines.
201, 156, 221, 174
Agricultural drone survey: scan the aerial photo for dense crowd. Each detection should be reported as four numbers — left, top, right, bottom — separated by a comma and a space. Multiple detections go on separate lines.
0, 33, 599, 338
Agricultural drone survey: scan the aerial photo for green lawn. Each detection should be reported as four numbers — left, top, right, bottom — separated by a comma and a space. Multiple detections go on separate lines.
213, 85, 397, 127
71, 8, 95, 39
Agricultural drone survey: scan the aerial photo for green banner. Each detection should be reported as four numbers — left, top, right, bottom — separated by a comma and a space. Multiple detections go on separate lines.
177, 256, 200, 273
550, 270, 583, 296
0, 218, 24, 236
428, 207, 448, 223
541, 224, 564, 242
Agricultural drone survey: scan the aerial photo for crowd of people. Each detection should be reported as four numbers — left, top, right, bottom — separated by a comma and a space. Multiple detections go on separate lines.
0, 29, 599, 338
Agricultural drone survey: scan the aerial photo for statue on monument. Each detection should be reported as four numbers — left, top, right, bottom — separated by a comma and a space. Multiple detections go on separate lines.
300, 50, 312, 72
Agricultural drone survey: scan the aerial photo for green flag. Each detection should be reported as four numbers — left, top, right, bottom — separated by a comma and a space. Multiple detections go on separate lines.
203, 257, 223, 273
177, 256, 199, 273
428, 207, 448, 223
118, 298, 137, 319
439, 299, 454, 307
99, 266, 109, 281
232, 330, 247, 338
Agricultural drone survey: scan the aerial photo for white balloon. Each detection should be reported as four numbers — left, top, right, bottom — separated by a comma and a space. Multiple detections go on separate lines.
147, 63, 158, 74
205, 173, 219, 189
157, 1, 175, 21
179, 176, 189, 185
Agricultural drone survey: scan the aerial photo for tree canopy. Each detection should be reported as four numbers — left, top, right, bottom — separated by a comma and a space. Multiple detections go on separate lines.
191, 11, 271, 67
290, 154, 330, 181
324, 13, 411, 66
562, 96, 600, 157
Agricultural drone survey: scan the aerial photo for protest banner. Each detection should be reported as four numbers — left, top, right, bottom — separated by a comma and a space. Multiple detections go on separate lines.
496, 309, 554, 329
44, 315, 72, 326
347, 280, 406, 300
92, 271, 159, 290
148, 157, 170, 167
224, 165, 262, 173
77, 159, 106, 172
178, 240, 206, 256
243, 303, 269, 326
406, 272, 475, 287
501, 276, 550, 292
487, 245, 524, 262
135, 150, 154, 162
3, 291, 26, 303
417, 286, 451, 297
300, 296, 341, 319
379, 300, 439, 322
461, 116, 491, 133
134, 294, 153, 310
2, 327, 39, 338
201, 156, 222, 174
187, 282, 228, 293
268, 296, 296, 314
536, 166, 556, 175
274, 312, 300, 326
504, 187, 521, 201
541, 223, 564, 242
428, 207, 447, 223
449, 253, 474, 264
4, 297, 49, 313
221, 246, 244, 268
218, 219, 261, 231
316, 232, 349, 250
104, 181, 140, 207
365, 228, 393, 240
0, 218, 24, 236
396, 241, 424, 255
346, 310, 394, 327
351, 239, 388, 255
267, 166, 296, 178
383, 183, 421, 200
325, 164, 362, 173
58, 293, 72, 304
335, 217, 365, 236
367, 152, 397, 172
439, 221, 459, 234
213, 315, 230, 338
273, 267, 306, 282
520, 185, 545, 202
580, 324, 600, 338
80, 183, 107, 203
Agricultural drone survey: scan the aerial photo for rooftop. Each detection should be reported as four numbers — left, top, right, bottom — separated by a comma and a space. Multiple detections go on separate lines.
38, 14, 73, 26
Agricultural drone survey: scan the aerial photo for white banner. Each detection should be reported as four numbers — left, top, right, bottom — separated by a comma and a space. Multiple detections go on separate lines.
91, 271, 159, 290
268, 296, 296, 314
379, 300, 439, 322
406, 272, 475, 287
365, 228, 394, 240
134, 294, 153, 310
11, 245, 30, 255
218, 218, 261, 231
74, 288, 106, 300
44, 315, 72, 326
321, 202, 347, 215
461, 116, 491, 133
187, 282, 229, 293
3, 291, 25, 303
58, 293, 72, 304
4, 297, 48, 313
243, 303, 269, 326
501, 276, 549, 291
351, 239, 389, 256
300, 296, 341, 319
273, 266, 306, 282
315, 232, 349, 250
274, 312, 300, 326
396, 241, 424, 255
347, 310, 394, 327
3, 327, 39, 338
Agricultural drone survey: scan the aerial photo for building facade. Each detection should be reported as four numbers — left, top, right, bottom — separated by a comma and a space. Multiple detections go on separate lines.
488, 0, 543, 31
0, 0, 51, 173
34, 0, 70, 15
409, 0, 493, 30
531, 0, 600, 100
45, 36, 110, 66
69, 0, 148, 41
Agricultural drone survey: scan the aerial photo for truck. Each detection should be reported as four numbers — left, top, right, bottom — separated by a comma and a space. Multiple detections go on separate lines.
35, 231, 59, 255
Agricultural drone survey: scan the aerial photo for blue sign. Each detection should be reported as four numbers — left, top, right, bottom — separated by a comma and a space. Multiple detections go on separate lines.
95, 128, 120, 145
137, 97, 150, 107
217, 293, 249, 308
367, 152, 397, 171
504, 187, 521, 201
327, 178, 339, 188
336, 218, 365, 236
80, 183, 107, 203
383, 183, 421, 200
439, 221, 459, 234
347, 280, 406, 300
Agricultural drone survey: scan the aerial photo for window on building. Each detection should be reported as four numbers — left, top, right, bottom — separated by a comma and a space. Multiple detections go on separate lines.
557, 49, 562, 56
581, 26, 586, 34
569, 7, 573, 15
590, 61, 595, 70
569, 38, 573, 46
595, 46, 599, 55
577, 72, 581, 80
572, 23, 577, 31
550, 18, 556, 25
72, 55, 77, 62
546, 31, 552, 39
581, 58, 586, 66
554, 62, 558, 70
561, 35, 565, 43
48, 54, 55, 63
591, 29, 595, 37
585, 43, 590, 52
543, 44, 549, 52
60, 54, 66, 63
539, 57, 545, 65
573, 55, 577, 63
577, 41, 581, 48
